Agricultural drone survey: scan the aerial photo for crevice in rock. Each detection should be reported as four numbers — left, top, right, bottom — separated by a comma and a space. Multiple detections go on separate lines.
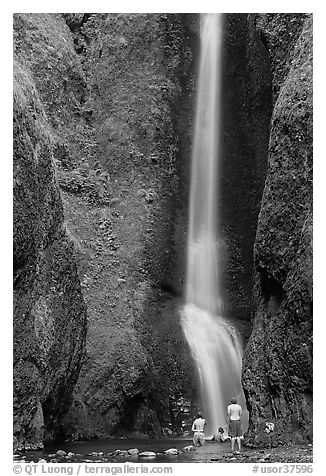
259, 268, 284, 305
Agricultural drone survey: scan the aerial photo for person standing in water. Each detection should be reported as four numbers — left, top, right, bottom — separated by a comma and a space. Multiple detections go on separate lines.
191, 412, 206, 446
227, 398, 243, 453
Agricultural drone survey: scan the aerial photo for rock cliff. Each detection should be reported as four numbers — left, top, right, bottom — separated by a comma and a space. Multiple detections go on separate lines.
242, 14, 313, 445
220, 14, 272, 321
59, 13, 199, 438
13, 53, 87, 448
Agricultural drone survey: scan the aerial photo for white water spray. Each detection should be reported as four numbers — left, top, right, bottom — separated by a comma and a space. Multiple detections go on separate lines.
181, 13, 248, 437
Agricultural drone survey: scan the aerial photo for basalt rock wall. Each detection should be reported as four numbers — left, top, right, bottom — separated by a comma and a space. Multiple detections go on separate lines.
242, 14, 313, 446
219, 14, 272, 322
13, 37, 87, 448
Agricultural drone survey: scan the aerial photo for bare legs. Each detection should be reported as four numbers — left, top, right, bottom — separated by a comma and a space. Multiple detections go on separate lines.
231, 436, 241, 452
231, 437, 235, 452
236, 436, 241, 451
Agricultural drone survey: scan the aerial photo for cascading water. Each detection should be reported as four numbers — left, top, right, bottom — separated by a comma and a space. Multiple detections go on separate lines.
181, 13, 248, 437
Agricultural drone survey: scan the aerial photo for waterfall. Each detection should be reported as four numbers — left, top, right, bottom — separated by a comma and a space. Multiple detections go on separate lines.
181, 13, 248, 437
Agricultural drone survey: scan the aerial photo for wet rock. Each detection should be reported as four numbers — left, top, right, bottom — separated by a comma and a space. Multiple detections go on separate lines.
164, 448, 178, 455
67, 452, 75, 459
114, 450, 129, 457
183, 445, 195, 452
90, 452, 98, 456
38, 459, 47, 463
224, 452, 234, 458
128, 448, 139, 455
98, 452, 104, 457
139, 451, 156, 458
163, 427, 173, 437
56, 450, 67, 457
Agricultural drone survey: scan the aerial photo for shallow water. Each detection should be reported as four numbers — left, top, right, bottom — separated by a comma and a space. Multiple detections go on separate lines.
15, 438, 227, 463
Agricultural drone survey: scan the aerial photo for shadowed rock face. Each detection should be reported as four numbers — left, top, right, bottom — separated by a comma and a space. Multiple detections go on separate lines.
13, 58, 87, 448
219, 14, 272, 321
242, 14, 313, 446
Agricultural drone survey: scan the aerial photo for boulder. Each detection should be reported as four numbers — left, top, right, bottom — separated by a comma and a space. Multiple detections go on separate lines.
56, 450, 67, 457
114, 450, 129, 457
139, 451, 156, 458
183, 445, 195, 452
164, 448, 178, 455
128, 448, 139, 455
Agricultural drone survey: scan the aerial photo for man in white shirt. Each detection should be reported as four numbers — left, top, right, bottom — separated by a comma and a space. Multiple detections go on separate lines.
227, 398, 243, 453
191, 412, 206, 446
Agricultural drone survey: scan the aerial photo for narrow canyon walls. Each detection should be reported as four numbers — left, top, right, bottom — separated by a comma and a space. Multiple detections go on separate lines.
13, 13, 313, 445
